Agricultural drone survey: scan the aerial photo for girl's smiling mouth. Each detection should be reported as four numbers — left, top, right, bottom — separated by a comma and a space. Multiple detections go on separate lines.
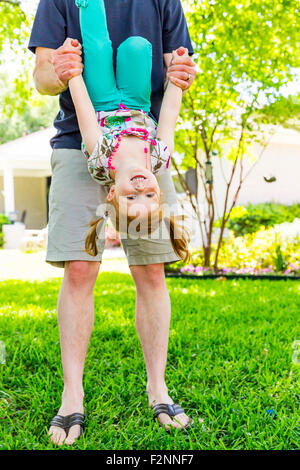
130, 175, 147, 182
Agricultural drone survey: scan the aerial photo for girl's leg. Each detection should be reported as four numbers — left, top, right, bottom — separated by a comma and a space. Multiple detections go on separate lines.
77, 0, 120, 110
116, 36, 153, 113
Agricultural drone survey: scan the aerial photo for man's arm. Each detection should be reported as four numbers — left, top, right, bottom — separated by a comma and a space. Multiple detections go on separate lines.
34, 39, 83, 96
34, 47, 65, 95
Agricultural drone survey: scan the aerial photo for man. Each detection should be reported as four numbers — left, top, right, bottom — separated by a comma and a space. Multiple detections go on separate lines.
29, 0, 197, 445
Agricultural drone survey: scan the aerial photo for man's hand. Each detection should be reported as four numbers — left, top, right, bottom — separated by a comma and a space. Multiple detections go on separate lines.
166, 46, 197, 93
52, 38, 83, 88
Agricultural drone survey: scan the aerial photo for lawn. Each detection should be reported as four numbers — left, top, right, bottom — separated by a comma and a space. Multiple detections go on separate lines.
0, 274, 299, 450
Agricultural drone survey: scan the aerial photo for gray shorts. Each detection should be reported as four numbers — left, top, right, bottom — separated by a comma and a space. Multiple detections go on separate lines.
47, 149, 180, 267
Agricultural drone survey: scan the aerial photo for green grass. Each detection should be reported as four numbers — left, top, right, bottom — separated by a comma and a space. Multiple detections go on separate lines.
0, 274, 299, 450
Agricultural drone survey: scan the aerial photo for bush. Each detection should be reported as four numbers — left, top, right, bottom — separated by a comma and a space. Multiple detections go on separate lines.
0, 213, 10, 231
0, 214, 10, 248
217, 228, 300, 273
167, 226, 300, 275
215, 203, 300, 237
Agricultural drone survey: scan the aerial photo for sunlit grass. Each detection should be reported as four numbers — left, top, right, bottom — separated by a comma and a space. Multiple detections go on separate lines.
0, 274, 299, 450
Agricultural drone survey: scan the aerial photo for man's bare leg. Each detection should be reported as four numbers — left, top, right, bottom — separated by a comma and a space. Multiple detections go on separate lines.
48, 260, 100, 445
130, 264, 190, 430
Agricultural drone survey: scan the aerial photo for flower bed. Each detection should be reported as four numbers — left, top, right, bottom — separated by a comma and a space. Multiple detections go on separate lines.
166, 225, 300, 278
177, 264, 300, 278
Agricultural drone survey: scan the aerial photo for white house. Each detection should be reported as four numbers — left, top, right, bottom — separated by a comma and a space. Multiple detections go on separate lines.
0, 126, 299, 229
211, 127, 300, 220
0, 127, 54, 228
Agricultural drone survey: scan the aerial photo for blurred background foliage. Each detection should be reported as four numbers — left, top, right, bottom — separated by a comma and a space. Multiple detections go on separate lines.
173, 0, 300, 267
215, 203, 300, 237
0, 0, 58, 144
176, 0, 300, 168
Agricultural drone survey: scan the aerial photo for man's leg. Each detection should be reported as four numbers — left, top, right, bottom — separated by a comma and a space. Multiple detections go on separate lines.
48, 260, 100, 446
46, 147, 107, 444
130, 263, 190, 430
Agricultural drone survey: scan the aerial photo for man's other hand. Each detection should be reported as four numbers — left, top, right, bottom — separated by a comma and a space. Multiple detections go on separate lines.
167, 46, 197, 92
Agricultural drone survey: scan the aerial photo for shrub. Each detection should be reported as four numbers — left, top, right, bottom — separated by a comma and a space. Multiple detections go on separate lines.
167, 227, 300, 275
215, 203, 300, 237
0, 213, 10, 231
0, 214, 10, 248
217, 228, 300, 273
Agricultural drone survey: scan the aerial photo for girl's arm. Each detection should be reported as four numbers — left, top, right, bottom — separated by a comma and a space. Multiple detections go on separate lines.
69, 74, 102, 155
156, 48, 187, 154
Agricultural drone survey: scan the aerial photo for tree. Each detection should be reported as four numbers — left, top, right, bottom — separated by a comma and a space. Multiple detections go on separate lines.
0, 1, 58, 143
0, 71, 59, 144
257, 93, 300, 132
0, 0, 29, 55
175, 0, 300, 269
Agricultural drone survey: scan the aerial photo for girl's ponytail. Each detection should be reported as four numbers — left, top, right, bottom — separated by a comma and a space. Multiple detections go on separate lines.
85, 217, 104, 256
167, 215, 191, 263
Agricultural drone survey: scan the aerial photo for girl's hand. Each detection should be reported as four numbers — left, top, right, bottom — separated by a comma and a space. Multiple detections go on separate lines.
52, 38, 84, 86
167, 47, 197, 92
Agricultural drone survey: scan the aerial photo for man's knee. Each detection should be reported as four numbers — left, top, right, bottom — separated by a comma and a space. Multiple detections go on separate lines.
64, 260, 100, 291
131, 263, 166, 291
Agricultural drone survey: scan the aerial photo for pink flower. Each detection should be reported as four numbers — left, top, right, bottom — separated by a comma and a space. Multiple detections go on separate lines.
289, 263, 297, 271
194, 266, 203, 272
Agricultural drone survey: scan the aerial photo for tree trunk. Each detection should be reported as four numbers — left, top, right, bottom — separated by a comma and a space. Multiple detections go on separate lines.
203, 245, 211, 267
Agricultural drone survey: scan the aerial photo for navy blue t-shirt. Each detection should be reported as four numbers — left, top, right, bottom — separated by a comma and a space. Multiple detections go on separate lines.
28, 0, 194, 149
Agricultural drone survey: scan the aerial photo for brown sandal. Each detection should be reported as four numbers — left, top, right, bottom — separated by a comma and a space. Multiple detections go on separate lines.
152, 403, 193, 432
50, 413, 85, 441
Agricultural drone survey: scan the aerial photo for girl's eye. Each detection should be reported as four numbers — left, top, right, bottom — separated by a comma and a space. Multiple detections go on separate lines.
146, 193, 155, 198
126, 195, 136, 200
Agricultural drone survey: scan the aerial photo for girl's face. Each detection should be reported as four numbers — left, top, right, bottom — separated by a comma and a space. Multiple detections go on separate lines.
107, 166, 161, 218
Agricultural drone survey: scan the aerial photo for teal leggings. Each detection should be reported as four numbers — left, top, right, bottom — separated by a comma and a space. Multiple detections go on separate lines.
76, 0, 153, 113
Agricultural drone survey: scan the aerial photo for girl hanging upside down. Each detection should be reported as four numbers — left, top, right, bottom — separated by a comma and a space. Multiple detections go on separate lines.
68, 0, 191, 261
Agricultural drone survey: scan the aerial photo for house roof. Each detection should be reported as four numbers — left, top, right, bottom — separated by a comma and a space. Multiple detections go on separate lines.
0, 125, 299, 172
0, 127, 55, 171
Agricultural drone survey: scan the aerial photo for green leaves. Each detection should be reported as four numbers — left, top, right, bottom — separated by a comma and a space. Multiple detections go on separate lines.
0, 2, 58, 143
178, 0, 300, 159
223, 203, 300, 237
0, 70, 59, 144
257, 93, 300, 131
0, 1, 29, 56
175, 1, 300, 267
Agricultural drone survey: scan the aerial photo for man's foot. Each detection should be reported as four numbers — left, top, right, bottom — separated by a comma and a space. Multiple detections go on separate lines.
147, 387, 191, 431
48, 393, 84, 446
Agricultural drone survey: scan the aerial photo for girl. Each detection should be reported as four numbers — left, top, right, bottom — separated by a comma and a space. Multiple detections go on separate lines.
69, 0, 190, 261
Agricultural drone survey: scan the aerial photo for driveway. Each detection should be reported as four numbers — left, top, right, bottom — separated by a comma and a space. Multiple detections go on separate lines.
0, 247, 129, 280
